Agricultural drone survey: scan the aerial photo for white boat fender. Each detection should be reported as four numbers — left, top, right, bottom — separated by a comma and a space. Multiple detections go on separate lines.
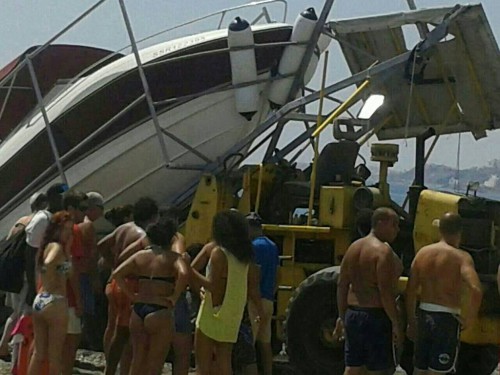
303, 29, 332, 85
228, 17, 259, 121
268, 7, 318, 109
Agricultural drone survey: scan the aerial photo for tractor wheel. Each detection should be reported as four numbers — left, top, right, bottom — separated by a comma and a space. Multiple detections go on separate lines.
455, 343, 499, 375
285, 267, 344, 375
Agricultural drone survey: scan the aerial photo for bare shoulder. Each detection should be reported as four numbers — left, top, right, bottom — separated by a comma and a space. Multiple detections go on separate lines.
202, 241, 217, 256
44, 242, 64, 262
413, 244, 435, 258
175, 232, 185, 241
344, 238, 364, 256
131, 249, 153, 265
210, 246, 229, 265
458, 249, 474, 264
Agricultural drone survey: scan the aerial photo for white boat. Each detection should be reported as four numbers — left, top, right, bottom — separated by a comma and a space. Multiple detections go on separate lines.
0, 3, 327, 235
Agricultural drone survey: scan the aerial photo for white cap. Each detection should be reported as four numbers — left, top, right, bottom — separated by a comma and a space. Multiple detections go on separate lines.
29, 192, 48, 212
87, 192, 105, 208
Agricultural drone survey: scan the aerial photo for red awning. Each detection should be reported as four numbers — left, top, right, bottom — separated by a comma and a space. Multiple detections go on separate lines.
0, 44, 122, 140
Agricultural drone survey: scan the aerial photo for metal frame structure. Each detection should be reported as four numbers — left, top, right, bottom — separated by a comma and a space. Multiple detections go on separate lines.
169, 4, 471, 208
0, 0, 489, 219
0, 0, 292, 188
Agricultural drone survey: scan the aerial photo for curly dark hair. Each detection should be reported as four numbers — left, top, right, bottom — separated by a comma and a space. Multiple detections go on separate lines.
133, 197, 159, 224
212, 210, 253, 263
105, 205, 133, 227
146, 218, 177, 249
37, 211, 73, 267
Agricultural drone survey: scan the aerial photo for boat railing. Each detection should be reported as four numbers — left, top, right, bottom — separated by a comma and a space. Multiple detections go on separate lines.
135, 0, 287, 46
0, 0, 288, 135
0, 0, 334, 218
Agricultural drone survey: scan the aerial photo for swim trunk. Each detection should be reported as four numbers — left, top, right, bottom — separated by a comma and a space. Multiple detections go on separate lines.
344, 306, 395, 372
415, 303, 461, 373
174, 293, 193, 334
106, 279, 134, 327
80, 274, 95, 315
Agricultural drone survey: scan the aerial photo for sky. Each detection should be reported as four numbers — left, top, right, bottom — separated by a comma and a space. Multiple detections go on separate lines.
0, 0, 499, 172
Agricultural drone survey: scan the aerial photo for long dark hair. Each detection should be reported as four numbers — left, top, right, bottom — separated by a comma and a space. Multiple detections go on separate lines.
212, 210, 253, 264
37, 211, 73, 267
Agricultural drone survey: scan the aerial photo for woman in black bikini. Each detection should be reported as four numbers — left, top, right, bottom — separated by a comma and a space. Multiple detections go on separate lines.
28, 211, 73, 375
112, 219, 189, 375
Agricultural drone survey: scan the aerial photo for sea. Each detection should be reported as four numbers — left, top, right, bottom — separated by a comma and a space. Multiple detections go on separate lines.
390, 183, 500, 207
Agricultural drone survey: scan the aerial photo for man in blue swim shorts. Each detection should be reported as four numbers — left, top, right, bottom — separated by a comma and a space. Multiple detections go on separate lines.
337, 207, 404, 374
406, 213, 482, 374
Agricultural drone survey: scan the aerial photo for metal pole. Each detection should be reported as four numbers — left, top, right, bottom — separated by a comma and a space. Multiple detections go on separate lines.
414, 135, 425, 187
312, 80, 370, 138
307, 51, 329, 226
0, 0, 108, 91
118, 0, 170, 166
26, 57, 68, 186
0, 72, 18, 127
255, 164, 264, 214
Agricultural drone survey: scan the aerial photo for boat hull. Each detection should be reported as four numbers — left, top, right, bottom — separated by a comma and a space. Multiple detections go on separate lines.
0, 87, 269, 235
0, 24, 293, 235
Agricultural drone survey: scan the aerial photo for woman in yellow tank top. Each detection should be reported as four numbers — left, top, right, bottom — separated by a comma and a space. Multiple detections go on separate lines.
190, 211, 254, 375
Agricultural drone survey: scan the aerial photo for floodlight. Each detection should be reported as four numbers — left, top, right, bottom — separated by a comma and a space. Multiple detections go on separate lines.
358, 94, 385, 119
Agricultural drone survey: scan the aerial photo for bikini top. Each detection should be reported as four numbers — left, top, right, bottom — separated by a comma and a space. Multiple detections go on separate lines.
138, 275, 175, 284
138, 245, 176, 284
40, 260, 72, 275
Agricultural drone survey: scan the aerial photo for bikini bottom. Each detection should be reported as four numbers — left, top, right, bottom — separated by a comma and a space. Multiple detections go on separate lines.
133, 303, 172, 321
32, 292, 66, 312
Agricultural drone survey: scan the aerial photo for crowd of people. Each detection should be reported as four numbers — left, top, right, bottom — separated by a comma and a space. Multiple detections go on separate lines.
0, 183, 495, 375
0, 183, 279, 375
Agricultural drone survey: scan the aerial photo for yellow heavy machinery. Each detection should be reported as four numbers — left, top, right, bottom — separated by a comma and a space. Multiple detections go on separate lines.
176, 3, 500, 374
184, 138, 500, 375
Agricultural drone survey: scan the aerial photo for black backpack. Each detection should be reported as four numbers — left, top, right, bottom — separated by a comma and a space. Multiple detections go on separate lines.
0, 227, 28, 293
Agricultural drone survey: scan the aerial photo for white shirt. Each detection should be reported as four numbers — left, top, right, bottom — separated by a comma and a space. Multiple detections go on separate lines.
25, 210, 52, 248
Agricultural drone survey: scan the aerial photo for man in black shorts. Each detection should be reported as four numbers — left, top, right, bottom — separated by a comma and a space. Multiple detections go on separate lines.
406, 213, 482, 374
337, 207, 403, 374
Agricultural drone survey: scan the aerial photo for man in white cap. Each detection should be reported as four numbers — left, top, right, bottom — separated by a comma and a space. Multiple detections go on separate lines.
6, 192, 48, 240
78, 192, 113, 350
0, 191, 48, 361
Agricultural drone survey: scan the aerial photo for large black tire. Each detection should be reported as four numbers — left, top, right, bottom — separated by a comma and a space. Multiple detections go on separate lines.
285, 267, 344, 375
455, 343, 499, 375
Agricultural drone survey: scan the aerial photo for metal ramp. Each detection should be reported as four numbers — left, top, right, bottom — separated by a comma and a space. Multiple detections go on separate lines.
173, 3, 500, 208
330, 4, 500, 139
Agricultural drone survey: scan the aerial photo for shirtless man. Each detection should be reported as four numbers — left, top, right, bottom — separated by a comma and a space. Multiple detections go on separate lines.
406, 212, 483, 375
337, 207, 403, 375
98, 197, 159, 375
79, 192, 107, 350
61, 190, 89, 375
